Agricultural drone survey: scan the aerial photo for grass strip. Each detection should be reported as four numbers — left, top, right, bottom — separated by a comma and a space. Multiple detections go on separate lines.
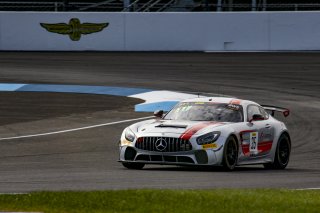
0, 189, 319, 213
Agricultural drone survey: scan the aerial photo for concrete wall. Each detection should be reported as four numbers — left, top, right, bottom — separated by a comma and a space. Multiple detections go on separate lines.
0, 11, 320, 51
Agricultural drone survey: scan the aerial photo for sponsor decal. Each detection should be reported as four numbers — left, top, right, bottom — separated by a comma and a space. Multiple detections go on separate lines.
249, 132, 258, 154
240, 130, 273, 156
227, 104, 240, 111
121, 139, 132, 146
202, 143, 217, 149
40, 18, 109, 41
229, 99, 242, 105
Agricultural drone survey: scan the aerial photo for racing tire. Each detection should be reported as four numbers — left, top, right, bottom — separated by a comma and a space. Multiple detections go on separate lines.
122, 162, 145, 170
264, 134, 291, 170
222, 136, 238, 171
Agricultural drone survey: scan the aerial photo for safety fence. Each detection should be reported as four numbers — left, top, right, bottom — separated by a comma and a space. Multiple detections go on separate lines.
1, 1, 320, 12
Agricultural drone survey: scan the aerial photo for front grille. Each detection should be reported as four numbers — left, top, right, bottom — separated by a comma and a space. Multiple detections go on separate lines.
135, 137, 192, 152
135, 154, 195, 164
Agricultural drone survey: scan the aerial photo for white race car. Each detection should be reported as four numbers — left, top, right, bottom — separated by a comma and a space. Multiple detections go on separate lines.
118, 97, 291, 171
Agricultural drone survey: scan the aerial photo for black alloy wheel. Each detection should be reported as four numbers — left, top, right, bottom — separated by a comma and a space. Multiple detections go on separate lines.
222, 136, 238, 171
264, 134, 291, 170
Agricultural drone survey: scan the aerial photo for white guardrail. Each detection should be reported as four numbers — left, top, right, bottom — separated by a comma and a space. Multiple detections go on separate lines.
0, 11, 320, 51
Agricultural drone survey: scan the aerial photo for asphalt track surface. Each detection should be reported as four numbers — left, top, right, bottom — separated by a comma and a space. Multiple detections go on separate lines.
0, 52, 319, 192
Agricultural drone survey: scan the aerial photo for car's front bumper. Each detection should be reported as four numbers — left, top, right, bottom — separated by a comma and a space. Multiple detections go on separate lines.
119, 145, 224, 166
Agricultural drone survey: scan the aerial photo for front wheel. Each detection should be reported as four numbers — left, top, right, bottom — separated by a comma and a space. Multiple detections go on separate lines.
122, 162, 145, 170
222, 136, 238, 171
264, 134, 291, 170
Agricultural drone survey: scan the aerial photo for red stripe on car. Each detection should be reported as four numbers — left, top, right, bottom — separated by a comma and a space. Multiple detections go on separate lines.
179, 122, 220, 140
241, 141, 273, 156
242, 144, 250, 156
258, 141, 273, 153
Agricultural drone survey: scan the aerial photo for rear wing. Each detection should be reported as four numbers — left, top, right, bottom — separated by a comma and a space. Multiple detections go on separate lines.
261, 105, 290, 117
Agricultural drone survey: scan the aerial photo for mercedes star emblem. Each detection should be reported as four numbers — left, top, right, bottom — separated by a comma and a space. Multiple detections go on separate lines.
155, 138, 167, 152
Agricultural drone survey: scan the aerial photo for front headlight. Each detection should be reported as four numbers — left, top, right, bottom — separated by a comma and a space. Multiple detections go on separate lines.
196, 132, 220, 145
125, 128, 136, 142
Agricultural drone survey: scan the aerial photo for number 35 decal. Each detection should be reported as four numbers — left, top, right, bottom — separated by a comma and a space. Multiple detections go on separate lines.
250, 132, 258, 154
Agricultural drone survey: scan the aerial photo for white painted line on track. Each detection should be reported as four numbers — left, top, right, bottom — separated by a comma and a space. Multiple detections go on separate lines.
0, 193, 28, 195
0, 116, 154, 141
0, 212, 42, 213
295, 187, 320, 190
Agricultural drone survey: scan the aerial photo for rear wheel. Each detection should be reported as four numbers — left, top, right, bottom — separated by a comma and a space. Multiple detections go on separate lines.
122, 162, 145, 170
264, 134, 291, 170
222, 136, 238, 171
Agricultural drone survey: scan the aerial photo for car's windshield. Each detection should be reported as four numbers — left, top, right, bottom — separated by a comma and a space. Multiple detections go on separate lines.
163, 102, 243, 122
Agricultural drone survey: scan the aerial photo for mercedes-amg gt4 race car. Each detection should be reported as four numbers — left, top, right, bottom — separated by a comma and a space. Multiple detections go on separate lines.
118, 97, 291, 171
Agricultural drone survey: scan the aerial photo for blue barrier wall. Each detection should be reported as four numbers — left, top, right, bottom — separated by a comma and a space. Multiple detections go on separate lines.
0, 12, 320, 51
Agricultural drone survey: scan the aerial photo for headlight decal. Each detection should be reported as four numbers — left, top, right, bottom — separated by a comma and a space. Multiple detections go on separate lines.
196, 132, 220, 145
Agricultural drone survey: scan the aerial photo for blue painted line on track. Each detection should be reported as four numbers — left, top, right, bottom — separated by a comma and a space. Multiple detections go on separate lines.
135, 101, 178, 112
17, 84, 152, 96
0, 83, 26, 91
0, 83, 178, 112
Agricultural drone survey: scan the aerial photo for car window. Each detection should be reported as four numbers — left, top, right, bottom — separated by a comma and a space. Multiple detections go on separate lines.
247, 105, 269, 121
163, 102, 243, 122
259, 107, 269, 120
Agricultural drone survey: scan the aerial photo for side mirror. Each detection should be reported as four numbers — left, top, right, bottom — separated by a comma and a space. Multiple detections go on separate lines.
154, 110, 164, 118
249, 114, 264, 123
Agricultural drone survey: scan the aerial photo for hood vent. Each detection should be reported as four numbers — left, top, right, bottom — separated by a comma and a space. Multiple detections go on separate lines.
155, 124, 187, 128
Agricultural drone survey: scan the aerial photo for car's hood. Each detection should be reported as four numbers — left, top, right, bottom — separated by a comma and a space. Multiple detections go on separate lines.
135, 119, 227, 137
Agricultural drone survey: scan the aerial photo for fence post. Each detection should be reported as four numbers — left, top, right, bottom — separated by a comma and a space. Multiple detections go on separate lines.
262, 0, 267, 11
124, 0, 130, 11
252, 0, 256, 11
217, 0, 222, 12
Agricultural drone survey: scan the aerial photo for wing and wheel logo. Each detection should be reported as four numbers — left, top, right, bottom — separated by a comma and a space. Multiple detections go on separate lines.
40, 18, 109, 41
155, 138, 167, 152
